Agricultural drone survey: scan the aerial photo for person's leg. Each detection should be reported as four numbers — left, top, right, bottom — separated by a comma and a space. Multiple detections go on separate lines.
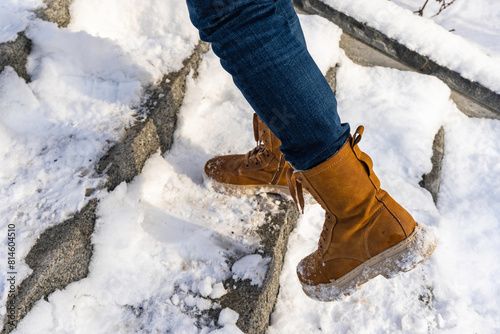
186, 0, 350, 170
187, 0, 436, 301
273, 0, 306, 47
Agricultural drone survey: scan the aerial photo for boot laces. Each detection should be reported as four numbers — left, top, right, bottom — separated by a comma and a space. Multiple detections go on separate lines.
319, 212, 333, 250
285, 126, 366, 214
244, 113, 273, 168
243, 144, 271, 167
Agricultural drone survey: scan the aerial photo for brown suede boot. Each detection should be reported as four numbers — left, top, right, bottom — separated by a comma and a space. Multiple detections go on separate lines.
204, 113, 291, 195
287, 126, 437, 301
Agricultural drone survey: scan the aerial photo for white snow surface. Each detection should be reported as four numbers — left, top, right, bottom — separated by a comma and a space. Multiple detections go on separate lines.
391, 0, 500, 59
0, 0, 199, 304
69, 0, 199, 80
0, 0, 42, 43
231, 254, 270, 286
1, 1, 500, 334
321, 0, 500, 94
10, 33, 281, 334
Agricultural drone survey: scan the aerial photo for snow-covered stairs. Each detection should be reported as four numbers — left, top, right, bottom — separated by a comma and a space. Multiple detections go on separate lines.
1, 2, 300, 332
0, 0, 72, 82
2, 0, 498, 333
0, 2, 214, 331
294, 0, 500, 120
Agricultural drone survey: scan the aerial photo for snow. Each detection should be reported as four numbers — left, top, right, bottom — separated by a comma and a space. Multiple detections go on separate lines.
391, 0, 500, 60
231, 254, 270, 286
217, 308, 239, 327
435, 116, 500, 331
0, 0, 199, 304
321, 0, 500, 94
210, 282, 228, 299
1, 0, 500, 333
69, 0, 199, 80
11, 153, 270, 333
0, 0, 41, 43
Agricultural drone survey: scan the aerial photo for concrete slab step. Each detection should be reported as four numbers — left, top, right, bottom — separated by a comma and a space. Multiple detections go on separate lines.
2, 40, 211, 333
220, 195, 299, 334
0, 0, 73, 81
293, 0, 500, 120
3, 2, 451, 332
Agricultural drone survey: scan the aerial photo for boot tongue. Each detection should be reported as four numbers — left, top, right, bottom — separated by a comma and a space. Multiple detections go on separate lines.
250, 114, 272, 159
255, 115, 282, 155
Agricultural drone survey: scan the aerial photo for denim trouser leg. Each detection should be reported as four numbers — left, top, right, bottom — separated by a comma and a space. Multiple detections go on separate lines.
186, 0, 350, 170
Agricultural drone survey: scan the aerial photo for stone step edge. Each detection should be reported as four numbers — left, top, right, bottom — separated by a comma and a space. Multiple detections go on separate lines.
0, 0, 72, 81
293, 0, 500, 120
3, 36, 301, 333
2, 41, 209, 333
220, 196, 299, 334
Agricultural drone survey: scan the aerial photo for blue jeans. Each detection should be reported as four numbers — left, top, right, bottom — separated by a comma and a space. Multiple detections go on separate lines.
186, 0, 350, 170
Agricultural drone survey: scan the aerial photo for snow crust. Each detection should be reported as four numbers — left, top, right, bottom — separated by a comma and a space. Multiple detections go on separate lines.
69, 0, 199, 80
8, 13, 282, 331
12, 152, 269, 333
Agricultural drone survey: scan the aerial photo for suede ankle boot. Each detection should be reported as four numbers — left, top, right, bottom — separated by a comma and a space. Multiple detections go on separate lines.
204, 113, 291, 195
287, 126, 437, 301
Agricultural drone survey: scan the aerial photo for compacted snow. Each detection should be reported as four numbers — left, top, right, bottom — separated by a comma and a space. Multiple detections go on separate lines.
1, 0, 499, 333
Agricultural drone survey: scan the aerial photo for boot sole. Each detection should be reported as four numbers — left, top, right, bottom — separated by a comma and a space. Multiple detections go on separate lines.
300, 223, 437, 302
203, 172, 315, 203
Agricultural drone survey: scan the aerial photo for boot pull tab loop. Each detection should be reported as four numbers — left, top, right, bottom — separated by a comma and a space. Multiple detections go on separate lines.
296, 179, 305, 213
286, 168, 304, 214
352, 125, 365, 147
253, 113, 260, 143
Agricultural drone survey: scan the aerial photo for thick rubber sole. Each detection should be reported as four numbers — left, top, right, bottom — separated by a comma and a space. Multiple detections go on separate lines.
203, 172, 315, 204
300, 223, 437, 302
